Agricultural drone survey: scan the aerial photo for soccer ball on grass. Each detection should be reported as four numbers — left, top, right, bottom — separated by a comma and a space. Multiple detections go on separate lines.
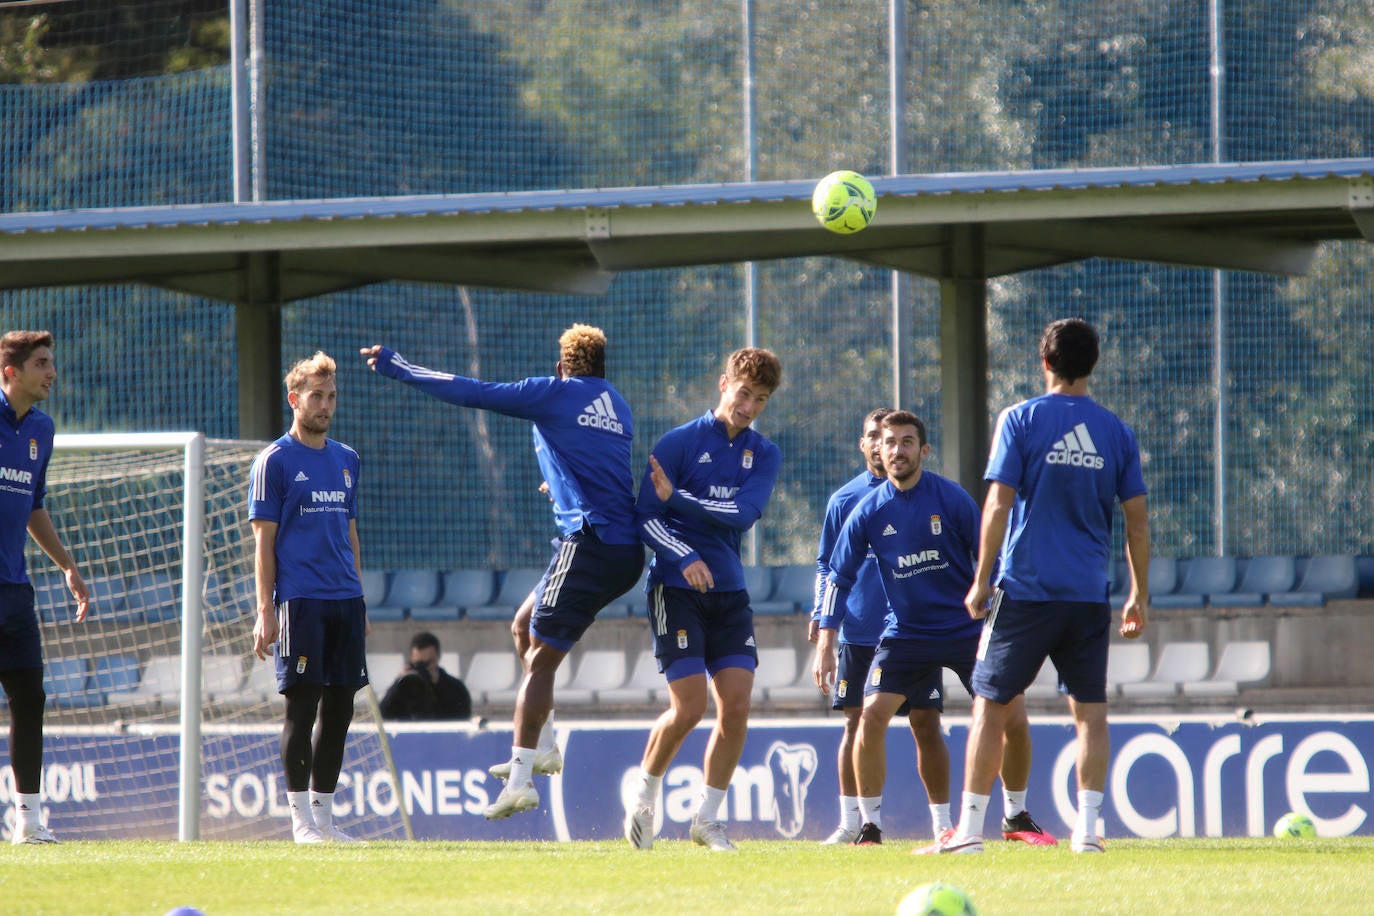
896, 881, 977, 916
812, 169, 876, 234
1273, 812, 1317, 839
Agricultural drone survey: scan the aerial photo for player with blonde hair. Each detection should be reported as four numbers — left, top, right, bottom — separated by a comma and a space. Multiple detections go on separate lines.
249, 350, 367, 843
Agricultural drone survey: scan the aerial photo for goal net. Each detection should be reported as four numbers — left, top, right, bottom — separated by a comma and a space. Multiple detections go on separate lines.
11, 433, 406, 841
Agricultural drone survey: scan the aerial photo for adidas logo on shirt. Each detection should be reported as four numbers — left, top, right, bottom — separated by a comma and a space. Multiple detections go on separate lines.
294, 471, 309, 482
1047, 422, 1105, 469
881, 524, 897, 536
697, 452, 712, 463
578, 392, 625, 434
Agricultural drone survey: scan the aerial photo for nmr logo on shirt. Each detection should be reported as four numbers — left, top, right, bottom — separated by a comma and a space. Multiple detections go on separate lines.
311, 490, 347, 503
708, 485, 739, 499
897, 549, 941, 568
0, 467, 33, 484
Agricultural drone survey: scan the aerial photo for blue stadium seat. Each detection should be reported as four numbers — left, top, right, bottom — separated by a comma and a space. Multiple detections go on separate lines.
752, 565, 803, 616
1270, 554, 1359, 607
411, 569, 493, 621
128, 570, 180, 623
205, 573, 255, 624
30, 572, 76, 624
94, 654, 141, 698
45, 658, 101, 708
361, 569, 389, 606
1209, 555, 1296, 607
1153, 556, 1235, 609
464, 567, 545, 621
368, 568, 440, 622
1147, 557, 1179, 600
752, 565, 796, 615
1357, 555, 1374, 598
84, 574, 142, 624
771, 564, 819, 614
384, 569, 442, 608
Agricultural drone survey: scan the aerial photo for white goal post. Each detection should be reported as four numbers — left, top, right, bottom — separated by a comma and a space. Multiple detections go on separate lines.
56, 433, 208, 840
24, 432, 405, 841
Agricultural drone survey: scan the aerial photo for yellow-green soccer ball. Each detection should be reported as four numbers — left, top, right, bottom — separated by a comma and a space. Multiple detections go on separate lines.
1273, 811, 1317, 839
896, 882, 978, 916
812, 169, 876, 234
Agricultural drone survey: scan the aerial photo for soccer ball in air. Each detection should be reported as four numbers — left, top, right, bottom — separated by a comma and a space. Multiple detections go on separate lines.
1273, 812, 1317, 839
812, 169, 876, 234
896, 882, 978, 916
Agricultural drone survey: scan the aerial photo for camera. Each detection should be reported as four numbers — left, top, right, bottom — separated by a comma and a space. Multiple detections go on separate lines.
408, 659, 429, 672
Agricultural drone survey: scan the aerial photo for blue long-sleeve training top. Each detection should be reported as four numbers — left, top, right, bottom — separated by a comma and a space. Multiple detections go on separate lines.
374, 347, 639, 545
636, 411, 781, 593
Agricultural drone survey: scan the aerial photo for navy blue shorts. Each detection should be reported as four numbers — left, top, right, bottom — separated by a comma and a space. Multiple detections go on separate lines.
865, 636, 978, 712
833, 642, 875, 710
529, 531, 645, 653
0, 582, 42, 672
648, 584, 757, 681
972, 589, 1110, 704
275, 595, 368, 692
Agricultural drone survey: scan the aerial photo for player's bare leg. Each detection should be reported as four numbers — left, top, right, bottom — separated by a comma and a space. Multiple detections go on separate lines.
691, 666, 753, 851
821, 706, 863, 844
484, 637, 565, 819
1067, 696, 1109, 852
626, 672, 708, 849
999, 695, 1057, 845
490, 589, 561, 780
852, 692, 906, 844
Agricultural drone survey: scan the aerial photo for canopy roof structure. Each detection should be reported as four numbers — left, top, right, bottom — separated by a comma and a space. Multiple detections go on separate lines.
1, 159, 1371, 302
4, 157, 1372, 486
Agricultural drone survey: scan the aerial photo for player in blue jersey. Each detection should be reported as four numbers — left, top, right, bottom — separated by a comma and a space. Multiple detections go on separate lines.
625, 346, 782, 852
929, 317, 1149, 855
821, 411, 1052, 848
249, 351, 367, 844
0, 331, 90, 845
809, 406, 900, 845
363, 325, 645, 820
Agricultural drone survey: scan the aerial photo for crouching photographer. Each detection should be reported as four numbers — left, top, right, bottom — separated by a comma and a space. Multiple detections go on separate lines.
378, 631, 472, 721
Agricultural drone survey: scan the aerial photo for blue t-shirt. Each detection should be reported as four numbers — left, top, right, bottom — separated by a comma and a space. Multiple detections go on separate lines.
248, 434, 363, 603
0, 391, 52, 585
636, 412, 781, 593
985, 392, 1147, 602
374, 348, 639, 545
821, 471, 981, 642
813, 469, 888, 647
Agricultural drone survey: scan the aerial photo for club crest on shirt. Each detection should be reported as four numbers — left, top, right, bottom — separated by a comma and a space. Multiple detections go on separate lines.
343, 469, 352, 489
29, 439, 37, 461
930, 514, 942, 535
742, 449, 754, 469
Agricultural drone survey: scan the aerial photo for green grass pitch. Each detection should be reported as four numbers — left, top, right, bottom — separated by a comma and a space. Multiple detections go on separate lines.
7, 837, 1371, 914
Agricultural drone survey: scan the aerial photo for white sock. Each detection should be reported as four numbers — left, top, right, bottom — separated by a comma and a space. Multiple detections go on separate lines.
15, 793, 41, 829
509, 746, 537, 787
697, 785, 729, 822
840, 795, 861, 831
310, 791, 334, 830
1076, 789, 1104, 838
287, 791, 315, 831
857, 795, 883, 829
538, 712, 556, 752
1003, 788, 1027, 819
636, 770, 662, 808
954, 792, 990, 841
930, 802, 952, 835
